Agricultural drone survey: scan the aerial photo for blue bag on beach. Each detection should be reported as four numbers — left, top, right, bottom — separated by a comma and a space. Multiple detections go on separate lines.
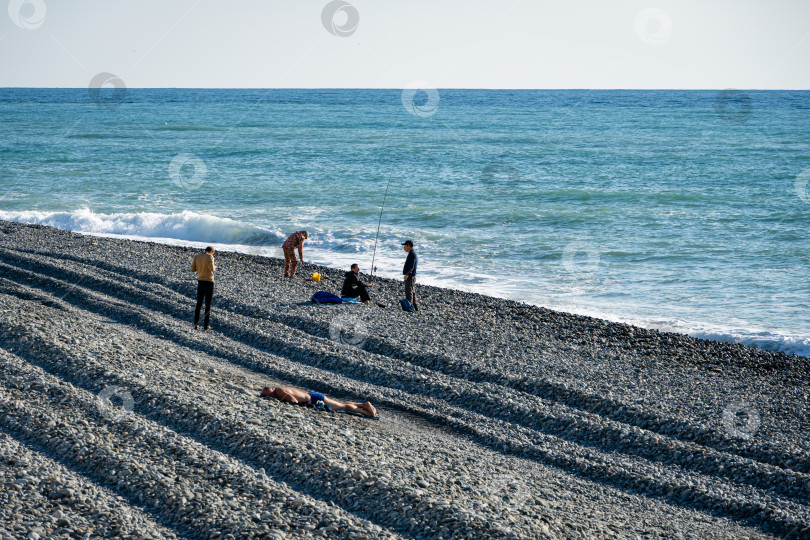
400, 298, 416, 312
311, 291, 342, 304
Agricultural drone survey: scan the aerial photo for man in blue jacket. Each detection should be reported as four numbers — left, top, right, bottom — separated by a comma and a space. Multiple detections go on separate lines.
402, 240, 418, 311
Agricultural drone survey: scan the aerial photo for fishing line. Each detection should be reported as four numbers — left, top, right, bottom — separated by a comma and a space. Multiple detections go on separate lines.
370, 170, 395, 280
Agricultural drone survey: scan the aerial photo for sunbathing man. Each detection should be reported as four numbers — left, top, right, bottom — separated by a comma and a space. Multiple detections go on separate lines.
261, 386, 377, 418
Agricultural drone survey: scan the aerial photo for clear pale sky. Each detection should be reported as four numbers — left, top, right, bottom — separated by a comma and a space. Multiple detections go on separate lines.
1, 0, 808, 89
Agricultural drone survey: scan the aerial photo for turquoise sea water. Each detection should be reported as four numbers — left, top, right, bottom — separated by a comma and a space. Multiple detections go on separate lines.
1, 88, 809, 355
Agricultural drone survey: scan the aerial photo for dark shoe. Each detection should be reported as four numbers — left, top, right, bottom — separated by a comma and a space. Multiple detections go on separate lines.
194, 323, 199, 330
376, 302, 387, 308
413, 305, 419, 311
204, 325, 211, 331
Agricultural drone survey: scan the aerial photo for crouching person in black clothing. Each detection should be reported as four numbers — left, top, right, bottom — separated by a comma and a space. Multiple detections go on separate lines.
341, 264, 374, 304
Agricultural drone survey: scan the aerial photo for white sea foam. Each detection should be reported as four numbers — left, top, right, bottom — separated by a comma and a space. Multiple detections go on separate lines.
0, 208, 284, 247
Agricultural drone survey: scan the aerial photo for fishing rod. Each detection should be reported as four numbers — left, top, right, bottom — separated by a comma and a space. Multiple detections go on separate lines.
370, 170, 395, 280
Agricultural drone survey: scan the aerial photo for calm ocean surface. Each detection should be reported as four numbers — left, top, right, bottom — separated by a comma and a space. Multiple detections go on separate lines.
1, 88, 809, 355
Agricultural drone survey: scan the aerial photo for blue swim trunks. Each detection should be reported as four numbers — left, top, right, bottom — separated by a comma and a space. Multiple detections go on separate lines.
308, 392, 325, 404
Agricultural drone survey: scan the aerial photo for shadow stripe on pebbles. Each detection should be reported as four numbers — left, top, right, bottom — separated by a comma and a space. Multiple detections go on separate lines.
0, 291, 777, 540
0, 265, 807, 537
0, 348, 396, 540
0, 431, 177, 539
0, 250, 808, 508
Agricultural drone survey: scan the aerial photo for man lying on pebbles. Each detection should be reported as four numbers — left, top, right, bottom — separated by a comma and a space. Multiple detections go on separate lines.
261, 386, 377, 418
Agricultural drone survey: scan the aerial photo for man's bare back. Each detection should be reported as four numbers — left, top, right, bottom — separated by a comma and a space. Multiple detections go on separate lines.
261, 386, 310, 403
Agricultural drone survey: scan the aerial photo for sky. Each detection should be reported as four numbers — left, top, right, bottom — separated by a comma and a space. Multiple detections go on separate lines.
1, 0, 809, 89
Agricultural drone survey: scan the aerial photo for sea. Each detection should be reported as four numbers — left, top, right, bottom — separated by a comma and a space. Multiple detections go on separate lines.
1, 88, 809, 356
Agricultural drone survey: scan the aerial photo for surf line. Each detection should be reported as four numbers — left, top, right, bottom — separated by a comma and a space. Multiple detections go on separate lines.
370, 170, 395, 281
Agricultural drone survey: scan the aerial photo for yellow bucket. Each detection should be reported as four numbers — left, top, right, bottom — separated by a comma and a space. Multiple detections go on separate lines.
312, 273, 321, 282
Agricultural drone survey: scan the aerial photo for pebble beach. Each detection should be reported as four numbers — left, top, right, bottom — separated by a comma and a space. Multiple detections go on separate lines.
0, 220, 808, 539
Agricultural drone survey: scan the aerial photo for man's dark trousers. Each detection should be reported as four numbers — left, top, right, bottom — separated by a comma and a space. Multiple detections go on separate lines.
195, 280, 214, 328
348, 284, 371, 303
405, 276, 417, 309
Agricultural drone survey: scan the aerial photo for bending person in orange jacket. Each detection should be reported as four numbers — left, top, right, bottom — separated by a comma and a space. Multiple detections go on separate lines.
282, 230, 308, 278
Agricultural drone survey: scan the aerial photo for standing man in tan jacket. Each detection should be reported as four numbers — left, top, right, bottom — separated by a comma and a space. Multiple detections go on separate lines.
191, 246, 216, 330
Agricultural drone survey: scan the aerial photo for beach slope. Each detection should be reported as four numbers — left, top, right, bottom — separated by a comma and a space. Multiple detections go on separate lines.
0, 220, 807, 539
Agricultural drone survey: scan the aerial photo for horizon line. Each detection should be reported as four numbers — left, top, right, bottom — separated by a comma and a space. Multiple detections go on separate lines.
2, 86, 809, 91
